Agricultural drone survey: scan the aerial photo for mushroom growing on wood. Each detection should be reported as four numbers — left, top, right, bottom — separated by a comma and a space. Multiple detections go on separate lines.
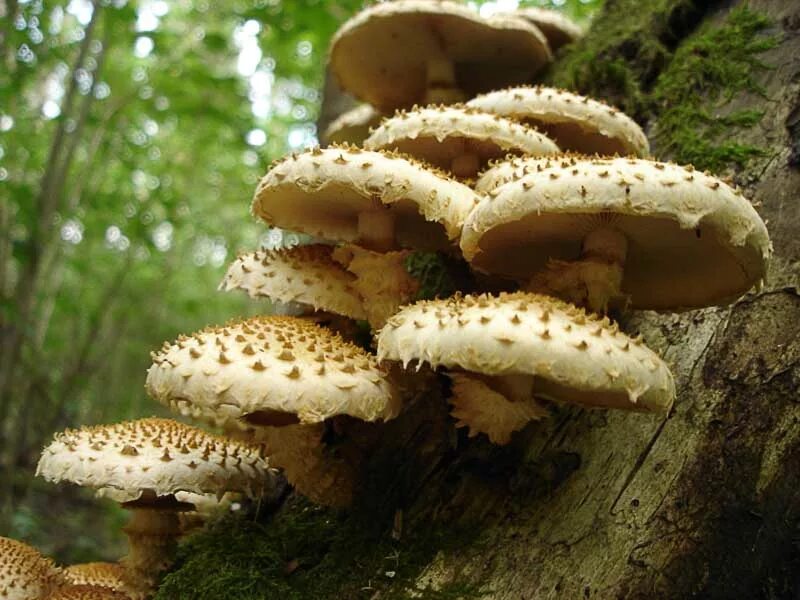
330, 0, 551, 111
63, 564, 126, 593
467, 86, 649, 157
364, 105, 560, 180
219, 244, 367, 322
377, 292, 675, 444
146, 316, 398, 506
251, 145, 479, 328
0, 536, 65, 600
462, 156, 772, 312
322, 104, 383, 146
512, 7, 583, 52
36, 419, 274, 600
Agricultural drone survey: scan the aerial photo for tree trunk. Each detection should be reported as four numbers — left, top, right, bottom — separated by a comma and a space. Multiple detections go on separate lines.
161, 1, 800, 598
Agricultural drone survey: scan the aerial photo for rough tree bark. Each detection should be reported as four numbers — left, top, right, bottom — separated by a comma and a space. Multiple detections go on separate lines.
321, 1, 799, 598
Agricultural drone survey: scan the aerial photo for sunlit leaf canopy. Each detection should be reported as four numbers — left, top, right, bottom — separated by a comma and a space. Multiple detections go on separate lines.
0, 0, 600, 558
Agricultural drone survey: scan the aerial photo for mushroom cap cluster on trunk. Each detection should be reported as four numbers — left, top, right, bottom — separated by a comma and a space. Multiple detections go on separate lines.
21, 2, 775, 596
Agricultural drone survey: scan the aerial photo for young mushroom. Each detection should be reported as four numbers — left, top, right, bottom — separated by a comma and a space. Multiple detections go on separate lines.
36, 419, 274, 600
462, 156, 772, 313
377, 292, 676, 444
467, 86, 649, 157
364, 105, 560, 180
322, 104, 384, 146
251, 145, 479, 328
330, 0, 551, 111
145, 316, 399, 506
0, 536, 66, 600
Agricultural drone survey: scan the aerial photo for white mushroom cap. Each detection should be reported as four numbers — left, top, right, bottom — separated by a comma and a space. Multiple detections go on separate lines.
377, 292, 675, 413
462, 156, 772, 310
0, 537, 65, 600
513, 8, 583, 51
146, 316, 398, 428
467, 86, 649, 157
363, 105, 560, 176
36, 418, 273, 503
251, 145, 480, 251
474, 154, 534, 194
330, 0, 551, 111
45, 585, 129, 600
322, 104, 383, 146
219, 245, 367, 321
63, 563, 126, 592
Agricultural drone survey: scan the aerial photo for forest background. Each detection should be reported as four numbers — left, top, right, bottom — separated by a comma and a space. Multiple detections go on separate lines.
0, 0, 600, 563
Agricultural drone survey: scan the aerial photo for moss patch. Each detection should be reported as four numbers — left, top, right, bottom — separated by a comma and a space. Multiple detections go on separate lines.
404, 252, 474, 301
156, 499, 485, 600
651, 6, 779, 171
548, 2, 779, 172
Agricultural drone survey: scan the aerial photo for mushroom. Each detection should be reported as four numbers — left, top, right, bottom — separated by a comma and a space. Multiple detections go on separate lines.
322, 104, 384, 146
173, 492, 239, 534
330, 0, 551, 111
377, 292, 675, 444
330, 244, 419, 330
512, 8, 583, 52
251, 145, 479, 328
364, 105, 560, 180
63, 564, 126, 592
145, 316, 399, 506
0, 536, 65, 600
462, 156, 772, 313
467, 86, 649, 157
219, 244, 367, 322
45, 585, 129, 600
36, 419, 274, 599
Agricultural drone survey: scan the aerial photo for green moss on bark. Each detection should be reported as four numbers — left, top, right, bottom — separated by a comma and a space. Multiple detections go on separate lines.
155, 499, 485, 600
549, 2, 778, 172
650, 6, 779, 171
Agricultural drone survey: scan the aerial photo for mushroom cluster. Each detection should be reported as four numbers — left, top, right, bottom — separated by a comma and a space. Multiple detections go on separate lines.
9, 2, 772, 599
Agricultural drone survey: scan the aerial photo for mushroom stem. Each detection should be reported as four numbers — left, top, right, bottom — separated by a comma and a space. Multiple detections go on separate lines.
424, 55, 466, 105
527, 227, 628, 314
450, 153, 480, 179
357, 209, 396, 252
259, 423, 356, 507
332, 244, 419, 330
581, 227, 628, 265
449, 372, 547, 445
120, 506, 182, 599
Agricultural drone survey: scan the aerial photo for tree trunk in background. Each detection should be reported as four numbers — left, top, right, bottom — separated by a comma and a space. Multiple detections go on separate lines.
314, 1, 800, 598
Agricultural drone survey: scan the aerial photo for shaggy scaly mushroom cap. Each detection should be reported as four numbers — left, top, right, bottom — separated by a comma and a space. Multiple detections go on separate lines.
512, 7, 583, 51
378, 292, 675, 443
467, 86, 649, 157
330, 0, 551, 110
0, 537, 65, 600
37, 419, 273, 600
146, 316, 398, 428
322, 104, 383, 146
219, 245, 367, 321
36, 418, 271, 502
364, 105, 560, 180
45, 585, 129, 600
252, 145, 479, 253
64, 564, 126, 592
462, 156, 772, 312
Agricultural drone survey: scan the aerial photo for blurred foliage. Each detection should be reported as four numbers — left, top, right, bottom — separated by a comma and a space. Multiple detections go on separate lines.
0, 0, 600, 566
